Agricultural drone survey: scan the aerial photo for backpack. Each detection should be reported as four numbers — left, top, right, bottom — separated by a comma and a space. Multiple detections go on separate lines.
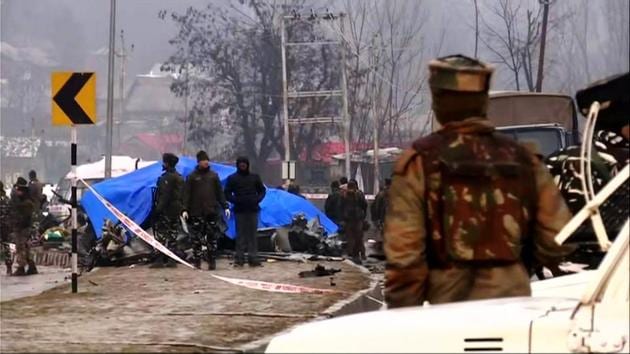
414, 131, 536, 265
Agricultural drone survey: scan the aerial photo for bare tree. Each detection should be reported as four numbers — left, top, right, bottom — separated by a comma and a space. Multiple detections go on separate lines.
341, 0, 430, 148
479, 0, 571, 92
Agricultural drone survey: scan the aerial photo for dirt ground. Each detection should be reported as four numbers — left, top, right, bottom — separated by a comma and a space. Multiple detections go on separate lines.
0, 258, 371, 353
0, 265, 70, 302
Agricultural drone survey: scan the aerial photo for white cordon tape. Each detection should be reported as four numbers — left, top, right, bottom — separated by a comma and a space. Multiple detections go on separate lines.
81, 179, 342, 295
80, 179, 196, 270
211, 274, 341, 294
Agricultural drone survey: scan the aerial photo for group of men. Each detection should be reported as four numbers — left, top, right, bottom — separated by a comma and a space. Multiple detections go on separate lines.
1, 171, 46, 276
325, 177, 369, 264
151, 151, 266, 270
383, 54, 628, 308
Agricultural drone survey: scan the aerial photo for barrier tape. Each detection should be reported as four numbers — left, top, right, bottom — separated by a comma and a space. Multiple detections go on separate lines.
81, 180, 341, 295
211, 274, 341, 294
80, 179, 196, 270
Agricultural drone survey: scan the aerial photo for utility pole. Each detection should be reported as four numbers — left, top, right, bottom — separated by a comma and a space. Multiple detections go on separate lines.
339, 15, 351, 181
104, 0, 116, 178
280, 16, 291, 184
115, 29, 133, 149
280, 11, 350, 183
536, 0, 551, 92
181, 65, 189, 156
371, 34, 380, 195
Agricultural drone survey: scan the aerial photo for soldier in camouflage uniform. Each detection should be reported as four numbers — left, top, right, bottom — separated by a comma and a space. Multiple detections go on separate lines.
545, 73, 629, 216
9, 178, 37, 276
152, 153, 184, 268
0, 182, 13, 275
384, 55, 574, 308
182, 150, 230, 270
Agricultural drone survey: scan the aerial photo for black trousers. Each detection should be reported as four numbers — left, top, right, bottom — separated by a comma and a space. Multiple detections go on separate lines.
234, 212, 259, 264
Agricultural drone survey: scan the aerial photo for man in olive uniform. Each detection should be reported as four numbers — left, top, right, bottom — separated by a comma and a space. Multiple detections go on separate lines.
9, 178, 37, 276
0, 182, 13, 275
152, 153, 184, 268
546, 73, 629, 216
384, 55, 574, 308
28, 170, 44, 211
340, 180, 368, 265
182, 150, 230, 270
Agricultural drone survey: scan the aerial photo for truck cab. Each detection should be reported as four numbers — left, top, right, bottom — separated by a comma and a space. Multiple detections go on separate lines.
431, 91, 580, 158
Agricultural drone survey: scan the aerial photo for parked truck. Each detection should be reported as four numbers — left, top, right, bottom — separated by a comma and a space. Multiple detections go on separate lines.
432, 91, 580, 158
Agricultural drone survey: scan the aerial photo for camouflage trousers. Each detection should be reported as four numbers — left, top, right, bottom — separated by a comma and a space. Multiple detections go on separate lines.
189, 215, 219, 263
343, 220, 364, 259
154, 216, 180, 254
12, 228, 33, 268
0, 226, 12, 266
425, 262, 531, 304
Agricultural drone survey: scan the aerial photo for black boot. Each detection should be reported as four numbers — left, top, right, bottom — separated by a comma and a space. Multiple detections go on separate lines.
165, 258, 177, 268
149, 255, 165, 269
12, 266, 26, 276
208, 257, 216, 271
192, 259, 201, 269
26, 261, 38, 275
5, 263, 12, 276
248, 258, 263, 267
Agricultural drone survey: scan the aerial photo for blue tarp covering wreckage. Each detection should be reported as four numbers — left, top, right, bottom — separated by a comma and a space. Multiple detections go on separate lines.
81, 157, 338, 239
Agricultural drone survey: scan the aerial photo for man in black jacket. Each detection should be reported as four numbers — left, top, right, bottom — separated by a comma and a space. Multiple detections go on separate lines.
152, 153, 184, 268
182, 151, 230, 270
224, 156, 266, 267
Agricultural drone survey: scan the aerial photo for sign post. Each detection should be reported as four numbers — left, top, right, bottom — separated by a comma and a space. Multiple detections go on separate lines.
52, 71, 96, 293
282, 160, 296, 181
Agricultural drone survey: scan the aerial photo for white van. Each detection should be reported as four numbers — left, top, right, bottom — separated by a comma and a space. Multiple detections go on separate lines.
48, 156, 155, 220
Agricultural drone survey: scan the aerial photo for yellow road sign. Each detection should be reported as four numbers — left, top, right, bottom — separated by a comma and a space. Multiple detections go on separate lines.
51, 72, 96, 125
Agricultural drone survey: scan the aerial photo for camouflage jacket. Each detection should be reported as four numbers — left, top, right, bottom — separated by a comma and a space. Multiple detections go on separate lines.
155, 168, 184, 219
9, 195, 34, 231
0, 193, 10, 238
545, 130, 629, 215
384, 118, 573, 308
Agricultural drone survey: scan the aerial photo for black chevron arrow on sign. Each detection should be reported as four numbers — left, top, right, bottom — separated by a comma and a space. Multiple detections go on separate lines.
53, 73, 94, 124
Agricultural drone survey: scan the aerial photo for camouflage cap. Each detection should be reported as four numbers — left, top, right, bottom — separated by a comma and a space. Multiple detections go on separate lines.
429, 55, 494, 93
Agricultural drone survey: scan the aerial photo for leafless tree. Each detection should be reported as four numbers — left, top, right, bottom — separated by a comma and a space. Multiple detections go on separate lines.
341, 0, 432, 147
479, 0, 570, 92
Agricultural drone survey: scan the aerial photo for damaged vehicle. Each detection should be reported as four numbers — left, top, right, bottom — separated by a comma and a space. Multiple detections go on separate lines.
269, 213, 344, 257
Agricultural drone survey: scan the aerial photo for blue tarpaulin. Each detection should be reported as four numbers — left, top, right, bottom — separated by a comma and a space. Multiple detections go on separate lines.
81, 157, 338, 239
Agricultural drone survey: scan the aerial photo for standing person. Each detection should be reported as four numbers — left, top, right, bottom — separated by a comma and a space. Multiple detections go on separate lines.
152, 153, 184, 268
340, 180, 367, 265
0, 182, 13, 275
339, 177, 349, 191
9, 178, 36, 276
28, 170, 44, 211
324, 180, 342, 225
224, 157, 266, 267
287, 183, 305, 199
182, 150, 230, 270
546, 73, 629, 216
371, 178, 392, 231
384, 55, 574, 308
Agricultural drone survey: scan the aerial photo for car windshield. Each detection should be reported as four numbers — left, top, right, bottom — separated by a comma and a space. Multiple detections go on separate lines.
498, 127, 563, 157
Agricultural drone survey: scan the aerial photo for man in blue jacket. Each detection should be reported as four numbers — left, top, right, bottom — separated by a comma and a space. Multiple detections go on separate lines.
224, 157, 266, 267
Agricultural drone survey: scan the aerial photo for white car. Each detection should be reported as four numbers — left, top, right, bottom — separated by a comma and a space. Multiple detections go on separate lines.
266, 166, 629, 354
